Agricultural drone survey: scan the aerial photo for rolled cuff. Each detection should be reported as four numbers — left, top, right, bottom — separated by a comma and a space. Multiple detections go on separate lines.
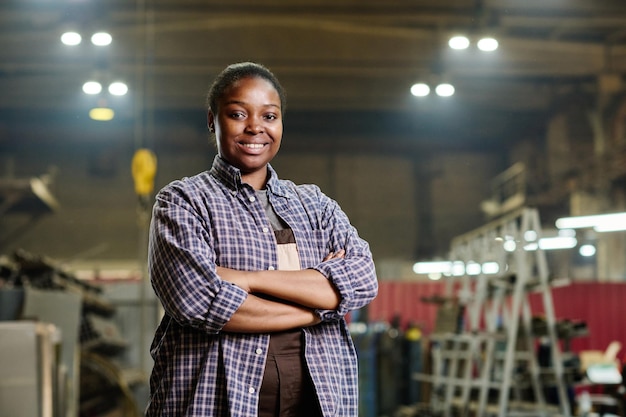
315, 308, 342, 322
203, 281, 248, 333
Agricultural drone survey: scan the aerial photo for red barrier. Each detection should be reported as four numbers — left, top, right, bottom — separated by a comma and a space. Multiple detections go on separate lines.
368, 280, 626, 355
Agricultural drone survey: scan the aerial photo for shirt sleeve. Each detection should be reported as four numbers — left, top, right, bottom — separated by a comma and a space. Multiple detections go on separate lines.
148, 181, 248, 334
311, 190, 378, 321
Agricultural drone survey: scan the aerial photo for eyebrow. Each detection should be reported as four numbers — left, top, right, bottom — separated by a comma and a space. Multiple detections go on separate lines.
224, 100, 281, 110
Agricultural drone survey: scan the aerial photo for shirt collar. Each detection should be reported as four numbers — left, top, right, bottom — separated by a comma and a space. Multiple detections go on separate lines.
209, 155, 290, 198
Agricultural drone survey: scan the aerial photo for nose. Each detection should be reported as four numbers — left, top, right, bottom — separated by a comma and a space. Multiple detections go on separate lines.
245, 116, 264, 134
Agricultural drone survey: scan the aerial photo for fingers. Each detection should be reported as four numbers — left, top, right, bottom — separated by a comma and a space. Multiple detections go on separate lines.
323, 249, 345, 262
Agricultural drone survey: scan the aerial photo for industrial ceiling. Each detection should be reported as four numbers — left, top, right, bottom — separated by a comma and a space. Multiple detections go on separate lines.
1, 0, 626, 150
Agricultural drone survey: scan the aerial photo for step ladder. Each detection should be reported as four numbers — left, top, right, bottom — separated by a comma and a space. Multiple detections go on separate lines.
429, 207, 571, 417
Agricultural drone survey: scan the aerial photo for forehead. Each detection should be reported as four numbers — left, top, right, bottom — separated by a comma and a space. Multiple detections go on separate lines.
222, 76, 279, 99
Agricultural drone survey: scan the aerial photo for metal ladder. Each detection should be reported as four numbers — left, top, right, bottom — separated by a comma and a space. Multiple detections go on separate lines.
430, 207, 571, 417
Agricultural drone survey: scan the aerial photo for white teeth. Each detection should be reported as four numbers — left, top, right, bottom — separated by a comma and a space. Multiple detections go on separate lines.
242, 143, 264, 149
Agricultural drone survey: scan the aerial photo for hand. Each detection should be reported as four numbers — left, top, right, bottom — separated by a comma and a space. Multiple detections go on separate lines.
217, 266, 251, 292
322, 249, 345, 262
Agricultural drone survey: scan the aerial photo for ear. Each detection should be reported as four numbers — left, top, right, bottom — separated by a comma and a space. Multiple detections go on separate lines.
207, 111, 215, 133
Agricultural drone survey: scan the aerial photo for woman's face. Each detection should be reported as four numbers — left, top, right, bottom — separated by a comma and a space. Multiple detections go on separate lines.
209, 76, 283, 183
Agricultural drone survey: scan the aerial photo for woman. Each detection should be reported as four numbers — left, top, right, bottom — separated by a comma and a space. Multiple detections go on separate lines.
146, 62, 378, 417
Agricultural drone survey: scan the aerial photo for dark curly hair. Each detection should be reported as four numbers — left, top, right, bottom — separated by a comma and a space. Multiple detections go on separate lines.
206, 62, 286, 116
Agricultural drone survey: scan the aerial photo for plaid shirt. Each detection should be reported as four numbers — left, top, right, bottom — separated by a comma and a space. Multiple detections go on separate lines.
146, 156, 378, 417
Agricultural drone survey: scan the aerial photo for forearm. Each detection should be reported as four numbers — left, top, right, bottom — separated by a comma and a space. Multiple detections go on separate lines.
249, 269, 340, 310
222, 293, 319, 333
218, 266, 340, 310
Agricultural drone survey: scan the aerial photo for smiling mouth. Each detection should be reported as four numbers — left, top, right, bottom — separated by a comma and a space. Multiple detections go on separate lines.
241, 143, 265, 149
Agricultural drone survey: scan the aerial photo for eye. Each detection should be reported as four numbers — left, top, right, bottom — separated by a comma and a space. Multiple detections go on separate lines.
229, 111, 245, 119
264, 113, 279, 121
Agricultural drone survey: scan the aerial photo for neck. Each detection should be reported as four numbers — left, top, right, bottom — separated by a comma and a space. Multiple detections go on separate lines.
241, 169, 269, 190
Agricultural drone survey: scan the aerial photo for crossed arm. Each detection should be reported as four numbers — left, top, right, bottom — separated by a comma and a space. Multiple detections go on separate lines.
219, 250, 344, 333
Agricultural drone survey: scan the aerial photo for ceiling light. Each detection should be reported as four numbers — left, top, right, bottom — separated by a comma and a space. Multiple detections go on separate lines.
108, 82, 128, 96
82, 81, 103, 95
412, 260, 502, 277
451, 261, 465, 276
89, 107, 115, 121
503, 239, 516, 252
435, 83, 455, 97
477, 37, 499, 52
61, 31, 82, 46
538, 236, 577, 250
412, 261, 451, 274
556, 212, 626, 230
579, 244, 596, 257
448, 35, 470, 50
91, 32, 112, 46
482, 262, 500, 274
465, 262, 481, 275
410, 83, 430, 97
594, 223, 626, 232
524, 230, 538, 242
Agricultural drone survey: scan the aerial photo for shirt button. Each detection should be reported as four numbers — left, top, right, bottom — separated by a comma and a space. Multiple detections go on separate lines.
249, 196, 256, 202
255, 348, 263, 355
268, 266, 275, 271
262, 227, 269, 233
249, 387, 255, 394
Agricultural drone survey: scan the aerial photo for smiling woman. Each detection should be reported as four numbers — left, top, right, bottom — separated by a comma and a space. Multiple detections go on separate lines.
208, 76, 284, 190
145, 62, 378, 417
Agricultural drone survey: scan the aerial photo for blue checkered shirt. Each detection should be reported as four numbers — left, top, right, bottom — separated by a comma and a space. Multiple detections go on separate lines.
146, 156, 378, 417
